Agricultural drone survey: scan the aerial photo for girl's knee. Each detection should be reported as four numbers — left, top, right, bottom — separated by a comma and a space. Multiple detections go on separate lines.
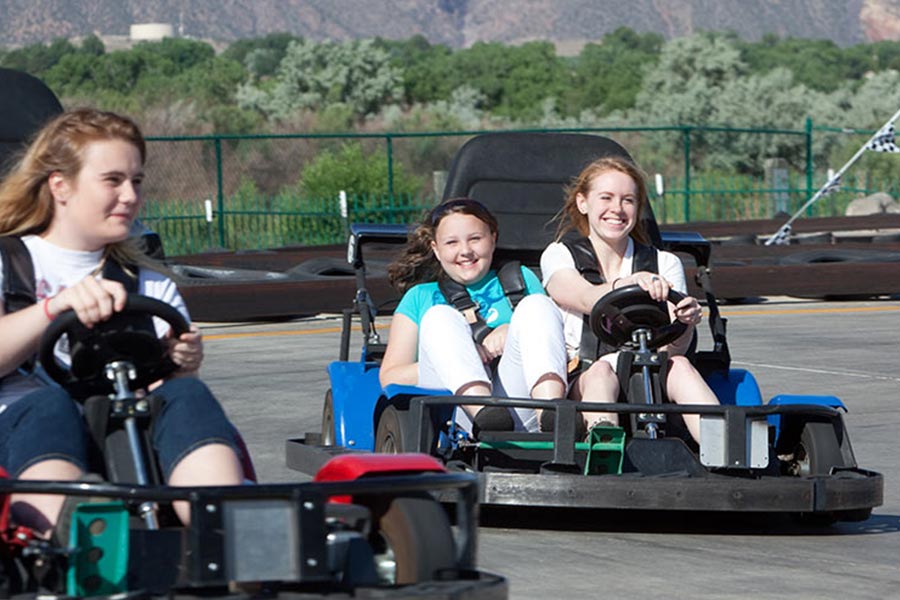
668, 355, 698, 376
578, 361, 616, 388
513, 294, 561, 322
420, 304, 468, 335
585, 361, 616, 382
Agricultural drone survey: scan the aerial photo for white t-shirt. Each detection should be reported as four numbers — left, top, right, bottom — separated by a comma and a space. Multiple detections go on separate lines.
540, 237, 687, 360
0, 235, 189, 406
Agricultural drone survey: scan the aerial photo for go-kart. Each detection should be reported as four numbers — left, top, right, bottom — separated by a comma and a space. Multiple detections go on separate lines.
285, 132, 883, 524
0, 295, 506, 598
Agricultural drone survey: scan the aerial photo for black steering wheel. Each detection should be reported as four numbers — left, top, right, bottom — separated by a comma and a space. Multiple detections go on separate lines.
39, 295, 190, 399
589, 284, 688, 350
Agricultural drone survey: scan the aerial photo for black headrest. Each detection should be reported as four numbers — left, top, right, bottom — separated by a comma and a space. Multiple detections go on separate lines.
441, 132, 661, 250
0, 68, 63, 174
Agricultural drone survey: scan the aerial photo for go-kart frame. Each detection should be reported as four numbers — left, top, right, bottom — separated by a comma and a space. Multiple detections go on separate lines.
0, 294, 506, 597
285, 132, 883, 523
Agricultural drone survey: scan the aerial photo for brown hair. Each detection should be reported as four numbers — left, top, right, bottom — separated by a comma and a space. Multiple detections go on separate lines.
554, 155, 651, 245
0, 108, 154, 271
387, 198, 499, 293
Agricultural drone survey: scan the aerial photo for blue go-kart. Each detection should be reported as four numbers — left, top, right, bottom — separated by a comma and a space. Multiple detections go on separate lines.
286, 132, 882, 524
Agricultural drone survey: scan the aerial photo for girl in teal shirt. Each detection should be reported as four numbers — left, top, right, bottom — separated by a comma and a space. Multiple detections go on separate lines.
379, 198, 567, 433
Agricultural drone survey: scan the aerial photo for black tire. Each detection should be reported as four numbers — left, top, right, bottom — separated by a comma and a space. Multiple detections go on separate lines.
788, 422, 849, 527
374, 405, 409, 454
795, 422, 846, 476
374, 496, 457, 584
321, 390, 335, 446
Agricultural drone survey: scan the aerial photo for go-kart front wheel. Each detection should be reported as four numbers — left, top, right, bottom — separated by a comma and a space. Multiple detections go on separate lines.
788, 421, 871, 525
374, 495, 457, 584
791, 422, 847, 477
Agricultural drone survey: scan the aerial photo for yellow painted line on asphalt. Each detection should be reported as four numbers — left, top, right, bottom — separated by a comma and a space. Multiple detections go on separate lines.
719, 305, 900, 316
203, 303, 900, 341
205, 325, 353, 341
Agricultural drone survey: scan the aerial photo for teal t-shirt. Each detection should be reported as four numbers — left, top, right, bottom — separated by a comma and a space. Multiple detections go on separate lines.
395, 266, 545, 328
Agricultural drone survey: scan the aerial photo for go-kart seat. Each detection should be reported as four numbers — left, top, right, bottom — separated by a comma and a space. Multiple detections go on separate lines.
442, 132, 663, 257
0, 68, 63, 173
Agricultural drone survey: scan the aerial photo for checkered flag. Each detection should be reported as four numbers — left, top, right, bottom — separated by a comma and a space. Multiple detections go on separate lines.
867, 123, 900, 153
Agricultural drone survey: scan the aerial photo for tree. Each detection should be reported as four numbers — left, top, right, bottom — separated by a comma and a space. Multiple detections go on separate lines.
80, 34, 105, 57
296, 141, 423, 198
565, 27, 663, 116
222, 33, 300, 79
630, 34, 834, 174
237, 39, 403, 120
739, 36, 873, 92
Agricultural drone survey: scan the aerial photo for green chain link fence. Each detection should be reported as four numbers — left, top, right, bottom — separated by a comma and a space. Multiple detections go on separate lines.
139, 122, 897, 255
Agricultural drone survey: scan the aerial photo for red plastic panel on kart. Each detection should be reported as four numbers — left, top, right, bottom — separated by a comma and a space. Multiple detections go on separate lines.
314, 453, 446, 483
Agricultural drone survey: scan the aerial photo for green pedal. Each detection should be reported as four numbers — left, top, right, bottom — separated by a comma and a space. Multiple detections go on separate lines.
584, 426, 626, 475
66, 501, 130, 597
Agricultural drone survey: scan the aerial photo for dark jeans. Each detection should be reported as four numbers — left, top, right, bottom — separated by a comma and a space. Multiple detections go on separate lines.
0, 378, 239, 480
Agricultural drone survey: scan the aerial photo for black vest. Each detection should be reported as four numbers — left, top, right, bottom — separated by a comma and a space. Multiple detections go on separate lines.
437, 261, 526, 344
560, 236, 658, 366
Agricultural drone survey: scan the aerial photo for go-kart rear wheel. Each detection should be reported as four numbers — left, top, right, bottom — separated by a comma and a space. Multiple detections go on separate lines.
375, 406, 409, 454
321, 390, 335, 446
374, 495, 457, 584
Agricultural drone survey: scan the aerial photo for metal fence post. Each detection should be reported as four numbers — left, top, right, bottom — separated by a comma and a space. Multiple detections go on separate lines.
386, 134, 394, 200
214, 136, 225, 248
682, 126, 691, 222
805, 116, 813, 214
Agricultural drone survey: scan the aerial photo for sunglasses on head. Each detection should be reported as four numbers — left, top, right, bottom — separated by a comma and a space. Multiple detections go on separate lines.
429, 198, 489, 225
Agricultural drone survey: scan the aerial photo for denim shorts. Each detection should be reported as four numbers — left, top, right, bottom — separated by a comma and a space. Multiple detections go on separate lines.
0, 378, 240, 480
0, 386, 89, 477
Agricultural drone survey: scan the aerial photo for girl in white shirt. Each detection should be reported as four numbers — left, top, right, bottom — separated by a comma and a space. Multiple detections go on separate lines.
0, 109, 244, 536
540, 156, 719, 442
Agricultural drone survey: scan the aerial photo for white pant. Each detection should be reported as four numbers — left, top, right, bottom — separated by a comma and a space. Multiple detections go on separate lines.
417, 294, 566, 432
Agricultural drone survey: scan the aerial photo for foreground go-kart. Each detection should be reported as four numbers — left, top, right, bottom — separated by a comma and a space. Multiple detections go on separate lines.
286, 132, 883, 524
0, 296, 506, 598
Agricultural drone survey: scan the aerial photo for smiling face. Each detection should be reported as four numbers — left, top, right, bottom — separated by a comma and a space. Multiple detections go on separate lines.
46, 138, 144, 251
431, 212, 496, 286
575, 168, 639, 249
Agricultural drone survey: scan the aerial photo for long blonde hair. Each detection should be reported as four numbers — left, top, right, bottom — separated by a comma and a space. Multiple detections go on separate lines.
0, 108, 155, 271
555, 155, 651, 245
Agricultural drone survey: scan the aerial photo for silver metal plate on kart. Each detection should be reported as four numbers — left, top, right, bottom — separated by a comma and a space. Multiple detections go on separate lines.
223, 499, 300, 582
699, 416, 769, 469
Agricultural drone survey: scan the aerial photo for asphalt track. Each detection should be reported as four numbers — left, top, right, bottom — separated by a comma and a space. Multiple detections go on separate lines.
198, 297, 900, 599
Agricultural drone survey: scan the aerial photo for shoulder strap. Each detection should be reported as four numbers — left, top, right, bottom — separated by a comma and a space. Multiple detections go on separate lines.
437, 262, 526, 345
633, 240, 659, 274
437, 277, 493, 344
497, 260, 526, 308
0, 236, 36, 314
101, 258, 139, 294
561, 237, 603, 285
560, 238, 606, 366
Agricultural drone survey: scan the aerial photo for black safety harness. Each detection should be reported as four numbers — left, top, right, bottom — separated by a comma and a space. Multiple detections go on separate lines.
437, 261, 526, 344
561, 236, 658, 368
0, 235, 139, 375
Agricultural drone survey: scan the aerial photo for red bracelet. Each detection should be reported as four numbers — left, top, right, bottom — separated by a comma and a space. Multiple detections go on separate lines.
43, 297, 56, 321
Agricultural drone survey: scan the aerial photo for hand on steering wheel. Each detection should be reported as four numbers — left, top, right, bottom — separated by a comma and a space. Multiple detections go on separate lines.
628, 271, 671, 302
589, 284, 689, 349
40, 294, 190, 399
